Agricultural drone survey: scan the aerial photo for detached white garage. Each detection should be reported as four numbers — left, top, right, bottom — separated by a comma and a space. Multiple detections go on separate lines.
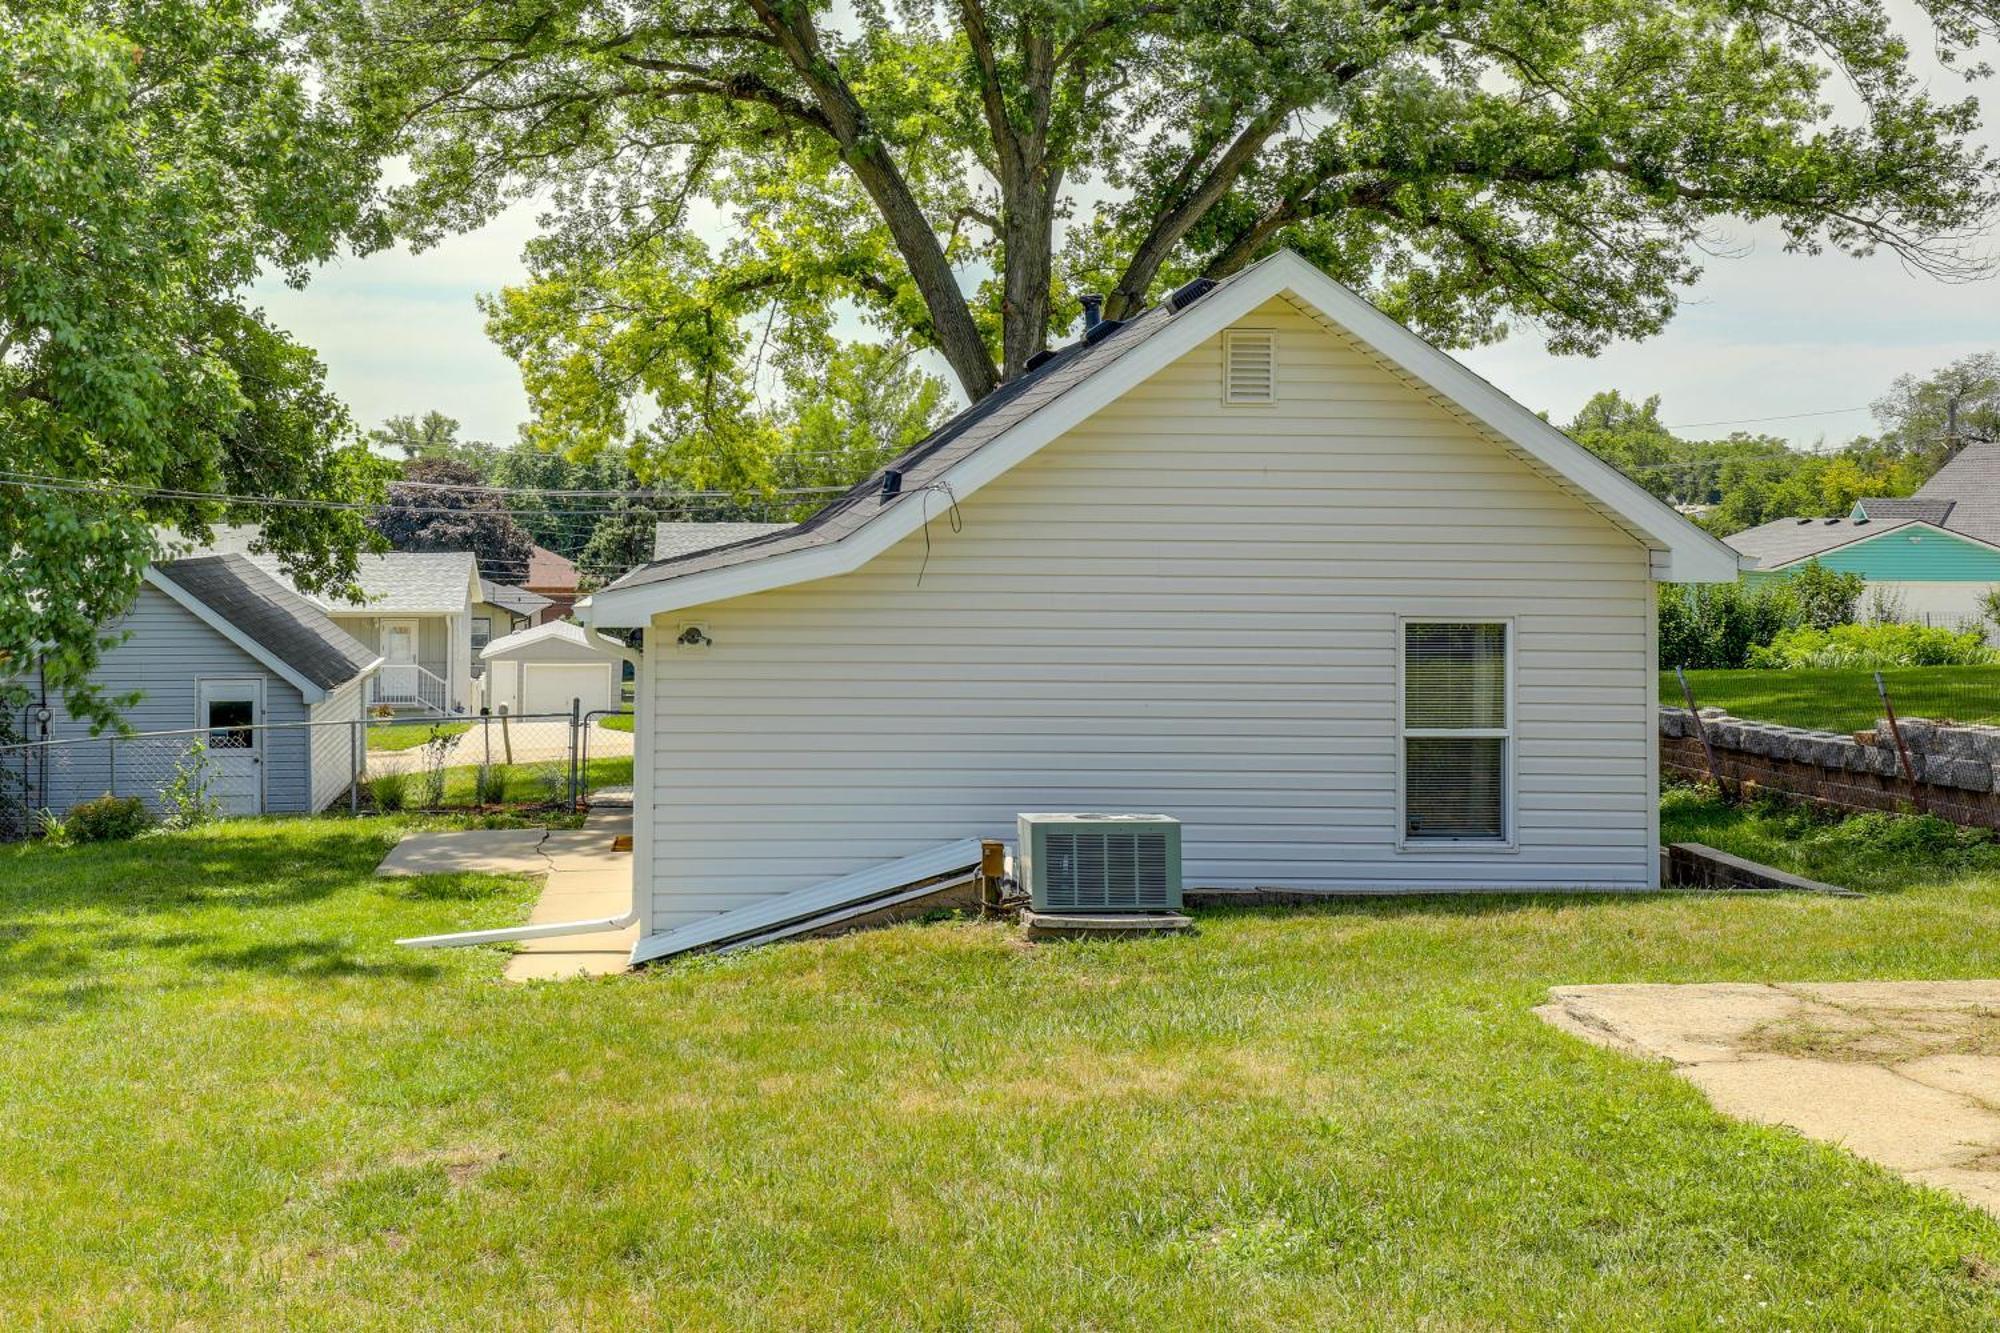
480, 621, 637, 716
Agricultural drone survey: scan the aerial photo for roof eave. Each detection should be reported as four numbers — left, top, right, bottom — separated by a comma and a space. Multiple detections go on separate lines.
586, 251, 1738, 627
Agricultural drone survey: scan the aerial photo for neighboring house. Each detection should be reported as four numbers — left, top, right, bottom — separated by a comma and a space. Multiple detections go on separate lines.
1726, 443, 2000, 631
472, 583, 554, 666
582, 248, 1735, 953
18, 554, 380, 817
187, 527, 482, 715
523, 545, 581, 623
480, 621, 638, 715
653, 521, 793, 562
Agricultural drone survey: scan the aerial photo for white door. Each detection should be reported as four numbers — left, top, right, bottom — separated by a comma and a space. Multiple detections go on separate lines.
195, 677, 264, 815
523, 663, 613, 714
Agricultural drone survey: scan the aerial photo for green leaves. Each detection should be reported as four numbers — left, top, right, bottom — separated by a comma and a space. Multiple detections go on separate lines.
0, 6, 386, 729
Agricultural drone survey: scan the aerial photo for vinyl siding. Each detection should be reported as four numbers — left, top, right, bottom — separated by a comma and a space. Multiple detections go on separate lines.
26, 586, 312, 813
1770, 526, 2000, 581
644, 298, 1655, 930
333, 612, 469, 710
307, 676, 367, 811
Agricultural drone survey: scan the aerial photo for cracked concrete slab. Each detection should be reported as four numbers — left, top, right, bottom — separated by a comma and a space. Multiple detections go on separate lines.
374, 829, 553, 878
1538, 980, 2000, 1218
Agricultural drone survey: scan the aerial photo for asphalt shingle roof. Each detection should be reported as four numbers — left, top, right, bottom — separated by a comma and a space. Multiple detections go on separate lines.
652, 521, 794, 561
189, 526, 477, 614
1914, 442, 2000, 544
601, 263, 1265, 596
153, 554, 378, 690
482, 582, 554, 618
1726, 440, 2000, 567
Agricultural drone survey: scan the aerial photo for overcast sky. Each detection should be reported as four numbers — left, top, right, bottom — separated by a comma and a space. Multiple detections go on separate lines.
252, 11, 1999, 454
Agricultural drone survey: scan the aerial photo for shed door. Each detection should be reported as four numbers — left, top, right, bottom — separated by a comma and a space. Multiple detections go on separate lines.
523, 663, 613, 714
195, 677, 264, 815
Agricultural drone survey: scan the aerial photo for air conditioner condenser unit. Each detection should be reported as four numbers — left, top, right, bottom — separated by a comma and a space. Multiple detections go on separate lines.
1016, 813, 1182, 914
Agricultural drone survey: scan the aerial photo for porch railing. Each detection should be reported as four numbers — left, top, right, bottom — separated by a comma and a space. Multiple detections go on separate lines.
370, 663, 450, 714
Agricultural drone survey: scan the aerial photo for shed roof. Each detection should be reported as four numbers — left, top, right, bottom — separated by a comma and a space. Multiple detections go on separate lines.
653, 521, 794, 562
479, 618, 637, 663
149, 555, 380, 696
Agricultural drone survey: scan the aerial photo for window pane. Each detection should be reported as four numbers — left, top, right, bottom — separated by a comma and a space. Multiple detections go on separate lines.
1404, 622, 1507, 730
1405, 737, 1504, 839
207, 699, 254, 749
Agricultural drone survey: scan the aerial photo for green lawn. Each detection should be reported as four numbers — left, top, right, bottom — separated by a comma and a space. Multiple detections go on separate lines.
1664, 664, 2000, 732
596, 711, 634, 732
4, 797, 2000, 1324
366, 720, 472, 751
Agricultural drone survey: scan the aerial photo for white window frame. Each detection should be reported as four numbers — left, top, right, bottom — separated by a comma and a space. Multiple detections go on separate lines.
1221, 328, 1278, 406
1396, 616, 1516, 852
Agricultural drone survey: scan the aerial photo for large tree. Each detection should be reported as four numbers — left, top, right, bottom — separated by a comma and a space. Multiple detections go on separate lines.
373, 458, 537, 579
1, 5, 388, 727
322, 0, 1998, 469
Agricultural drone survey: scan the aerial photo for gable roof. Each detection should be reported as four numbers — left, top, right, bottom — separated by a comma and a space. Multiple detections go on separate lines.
481, 582, 554, 619
653, 521, 794, 561
1914, 442, 2000, 544
525, 545, 579, 591
1727, 516, 1923, 569
581, 252, 1735, 626
1853, 497, 1955, 527
147, 555, 381, 702
181, 526, 480, 615
479, 618, 638, 663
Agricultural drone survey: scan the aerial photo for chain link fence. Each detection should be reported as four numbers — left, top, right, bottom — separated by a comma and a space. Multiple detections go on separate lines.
0, 707, 624, 841
1663, 664, 2000, 735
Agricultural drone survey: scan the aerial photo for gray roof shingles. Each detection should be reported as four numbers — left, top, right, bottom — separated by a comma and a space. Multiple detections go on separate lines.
153, 554, 378, 690
653, 521, 794, 561
1727, 441, 2000, 567
483, 582, 554, 618
191, 526, 477, 614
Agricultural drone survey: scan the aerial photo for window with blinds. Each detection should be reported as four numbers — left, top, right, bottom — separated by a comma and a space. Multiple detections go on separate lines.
1401, 620, 1510, 843
1222, 329, 1277, 404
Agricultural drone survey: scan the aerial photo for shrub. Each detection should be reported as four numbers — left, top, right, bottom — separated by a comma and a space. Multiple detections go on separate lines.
159, 742, 221, 831
1748, 622, 1999, 669
474, 764, 508, 805
35, 809, 71, 847
369, 770, 409, 812
1788, 560, 1866, 630
1658, 580, 1802, 670
66, 794, 151, 843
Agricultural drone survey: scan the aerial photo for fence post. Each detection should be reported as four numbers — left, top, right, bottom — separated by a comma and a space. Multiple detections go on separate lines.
569, 697, 582, 811
107, 736, 117, 798
1875, 671, 1926, 814
1675, 666, 1733, 802
349, 718, 361, 815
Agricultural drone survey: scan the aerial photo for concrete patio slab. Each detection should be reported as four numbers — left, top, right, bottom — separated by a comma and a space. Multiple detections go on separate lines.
375, 829, 553, 878
1538, 980, 2000, 1218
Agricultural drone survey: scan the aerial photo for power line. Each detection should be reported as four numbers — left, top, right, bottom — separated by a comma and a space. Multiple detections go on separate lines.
1665, 405, 1872, 430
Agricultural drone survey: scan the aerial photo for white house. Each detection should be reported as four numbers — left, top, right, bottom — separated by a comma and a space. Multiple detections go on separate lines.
580, 249, 1737, 957
480, 620, 637, 716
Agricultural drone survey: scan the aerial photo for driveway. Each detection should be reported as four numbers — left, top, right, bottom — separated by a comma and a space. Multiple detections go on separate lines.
1540, 981, 2000, 1217
364, 717, 634, 775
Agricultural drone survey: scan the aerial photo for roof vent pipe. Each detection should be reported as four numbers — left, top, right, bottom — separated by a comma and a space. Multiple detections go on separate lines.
1080, 293, 1103, 331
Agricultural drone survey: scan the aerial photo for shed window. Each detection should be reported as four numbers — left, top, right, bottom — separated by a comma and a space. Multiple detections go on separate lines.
1402, 621, 1510, 843
1222, 329, 1277, 404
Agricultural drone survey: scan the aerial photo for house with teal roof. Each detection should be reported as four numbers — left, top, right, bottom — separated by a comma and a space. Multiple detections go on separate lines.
1727, 442, 2000, 633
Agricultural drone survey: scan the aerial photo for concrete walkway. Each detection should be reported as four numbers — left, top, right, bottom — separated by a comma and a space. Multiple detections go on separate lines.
1539, 981, 2000, 1217
364, 717, 634, 776
377, 805, 637, 982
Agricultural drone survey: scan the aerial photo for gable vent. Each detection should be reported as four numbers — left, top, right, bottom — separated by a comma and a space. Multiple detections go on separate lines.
1223, 329, 1277, 404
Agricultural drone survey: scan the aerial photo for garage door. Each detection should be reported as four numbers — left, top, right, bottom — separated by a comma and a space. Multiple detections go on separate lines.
523, 663, 614, 714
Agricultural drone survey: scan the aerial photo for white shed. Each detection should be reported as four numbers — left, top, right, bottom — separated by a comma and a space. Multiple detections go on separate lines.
480, 621, 637, 717
582, 248, 1740, 960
